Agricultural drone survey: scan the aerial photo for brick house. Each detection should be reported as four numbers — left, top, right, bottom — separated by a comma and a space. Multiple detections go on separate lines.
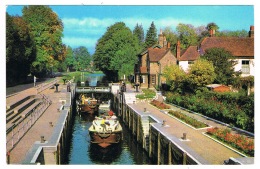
134, 30, 177, 88
178, 26, 254, 77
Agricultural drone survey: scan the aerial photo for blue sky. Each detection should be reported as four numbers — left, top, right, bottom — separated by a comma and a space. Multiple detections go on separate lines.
6, 5, 254, 54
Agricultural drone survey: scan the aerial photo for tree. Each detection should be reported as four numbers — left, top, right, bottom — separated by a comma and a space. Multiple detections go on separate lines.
201, 48, 240, 85
6, 13, 36, 86
73, 46, 91, 71
64, 46, 75, 72
93, 22, 140, 81
163, 26, 178, 53
163, 64, 186, 93
176, 23, 198, 49
22, 5, 64, 77
133, 23, 144, 50
144, 21, 157, 48
186, 59, 216, 92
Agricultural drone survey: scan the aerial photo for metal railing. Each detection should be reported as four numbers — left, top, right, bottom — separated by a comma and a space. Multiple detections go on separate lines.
36, 78, 59, 94
6, 94, 52, 152
76, 86, 111, 93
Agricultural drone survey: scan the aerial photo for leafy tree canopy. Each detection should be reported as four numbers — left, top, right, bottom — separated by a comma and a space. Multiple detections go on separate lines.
22, 5, 64, 77
187, 59, 216, 92
133, 23, 144, 50
93, 22, 140, 81
73, 46, 91, 71
201, 47, 240, 85
176, 23, 198, 49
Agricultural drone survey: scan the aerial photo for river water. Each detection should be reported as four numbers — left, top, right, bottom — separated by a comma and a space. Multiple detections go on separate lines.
65, 111, 153, 165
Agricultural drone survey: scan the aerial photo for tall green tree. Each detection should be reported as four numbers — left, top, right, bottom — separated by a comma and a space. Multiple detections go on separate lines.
133, 23, 144, 50
93, 22, 140, 81
163, 26, 178, 53
6, 13, 36, 86
22, 5, 64, 77
73, 46, 91, 71
201, 48, 240, 85
144, 21, 157, 48
176, 23, 198, 49
64, 46, 75, 72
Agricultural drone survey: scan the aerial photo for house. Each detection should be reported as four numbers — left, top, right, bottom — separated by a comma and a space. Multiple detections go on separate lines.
178, 26, 254, 77
134, 30, 177, 88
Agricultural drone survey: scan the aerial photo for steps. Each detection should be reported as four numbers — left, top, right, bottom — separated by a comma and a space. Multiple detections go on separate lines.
6, 95, 43, 133
123, 93, 137, 104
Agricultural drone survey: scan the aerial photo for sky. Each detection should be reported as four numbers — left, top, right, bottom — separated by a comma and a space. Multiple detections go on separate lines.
5, 4, 254, 54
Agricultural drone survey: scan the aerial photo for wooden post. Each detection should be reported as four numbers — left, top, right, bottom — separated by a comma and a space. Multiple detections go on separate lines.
168, 143, 172, 165
183, 152, 187, 165
157, 132, 161, 165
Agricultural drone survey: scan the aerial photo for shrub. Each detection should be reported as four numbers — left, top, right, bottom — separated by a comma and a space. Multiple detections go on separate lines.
150, 100, 170, 109
207, 127, 254, 157
168, 110, 208, 128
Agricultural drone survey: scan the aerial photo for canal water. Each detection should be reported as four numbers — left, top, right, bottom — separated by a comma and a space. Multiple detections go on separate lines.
66, 111, 153, 165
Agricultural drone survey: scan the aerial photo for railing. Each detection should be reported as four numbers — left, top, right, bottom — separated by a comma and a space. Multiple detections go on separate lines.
76, 86, 111, 93
36, 78, 59, 94
6, 94, 52, 152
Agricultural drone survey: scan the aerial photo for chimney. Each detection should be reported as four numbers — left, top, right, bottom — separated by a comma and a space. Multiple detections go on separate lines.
158, 29, 164, 47
249, 25, 254, 38
176, 40, 181, 59
167, 42, 171, 49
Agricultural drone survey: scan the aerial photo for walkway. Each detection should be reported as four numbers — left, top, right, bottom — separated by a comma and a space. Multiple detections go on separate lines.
6, 77, 70, 164
125, 84, 251, 164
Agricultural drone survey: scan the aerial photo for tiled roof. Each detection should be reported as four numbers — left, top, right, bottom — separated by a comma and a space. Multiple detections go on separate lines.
200, 37, 254, 57
148, 48, 168, 62
179, 46, 200, 61
139, 44, 162, 55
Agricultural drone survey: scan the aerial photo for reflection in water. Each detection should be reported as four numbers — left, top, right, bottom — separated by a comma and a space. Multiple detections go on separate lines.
88, 143, 122, 164
66, 111, 153, 165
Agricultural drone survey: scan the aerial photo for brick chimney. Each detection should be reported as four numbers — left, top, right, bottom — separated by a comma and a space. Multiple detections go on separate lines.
249, 25, 254, 38
158, 29, 165, 47
167, 42, 171, 49
176, 40, 181, 59
209, 29, 215, 37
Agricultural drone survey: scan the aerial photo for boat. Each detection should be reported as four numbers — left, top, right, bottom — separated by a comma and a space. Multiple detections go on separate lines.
89, 110, 122, 148
78, 94, 99, 114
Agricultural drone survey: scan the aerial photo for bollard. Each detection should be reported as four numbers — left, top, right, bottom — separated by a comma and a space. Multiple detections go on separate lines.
162, 120, 166, 126
182, 133, 187, 140
144, 108, 146, 112
133, 101, 135, 104
49, 122, 53, 127
40, 136, 45, 143
6, 151, 10, 164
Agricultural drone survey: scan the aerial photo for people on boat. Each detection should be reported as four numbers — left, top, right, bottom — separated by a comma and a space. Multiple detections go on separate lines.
108, 110, 113, 116
101, 117, 107, 131
81, 95, 85, 105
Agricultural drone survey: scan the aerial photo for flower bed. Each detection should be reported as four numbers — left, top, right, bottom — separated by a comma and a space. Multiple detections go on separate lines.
150, 100, 170, 109
168, 110, 208, 129
206, 127, 254, 157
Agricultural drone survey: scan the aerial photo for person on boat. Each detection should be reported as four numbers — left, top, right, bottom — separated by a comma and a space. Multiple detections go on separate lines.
101, 117, 107, 131
108, 110, 113, 116
81, 95, 85, 105
111, 114, 117, 120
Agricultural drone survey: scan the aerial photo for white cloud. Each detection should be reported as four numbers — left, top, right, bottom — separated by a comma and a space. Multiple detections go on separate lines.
61, 16, 206, 53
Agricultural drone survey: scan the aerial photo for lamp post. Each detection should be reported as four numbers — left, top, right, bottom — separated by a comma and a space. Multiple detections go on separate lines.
157, 61, 161, 90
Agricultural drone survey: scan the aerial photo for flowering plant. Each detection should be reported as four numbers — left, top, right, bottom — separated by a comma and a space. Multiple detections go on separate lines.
207, 127, 254, 157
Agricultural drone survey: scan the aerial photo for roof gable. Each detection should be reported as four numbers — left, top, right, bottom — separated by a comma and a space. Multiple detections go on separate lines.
179, 46, 200, 61
148, 48, 168, 62
200, 37, 254, 57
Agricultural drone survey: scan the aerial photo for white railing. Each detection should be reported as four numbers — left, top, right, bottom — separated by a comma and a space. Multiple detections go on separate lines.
76, 86, 111, 93
6, 95, 52, 152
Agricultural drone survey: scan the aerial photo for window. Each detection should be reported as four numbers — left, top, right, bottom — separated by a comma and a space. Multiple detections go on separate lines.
151, 75, 156, 84
142, 75, 145, 83
188, 61, 194, 64
242, 60, 250, 74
